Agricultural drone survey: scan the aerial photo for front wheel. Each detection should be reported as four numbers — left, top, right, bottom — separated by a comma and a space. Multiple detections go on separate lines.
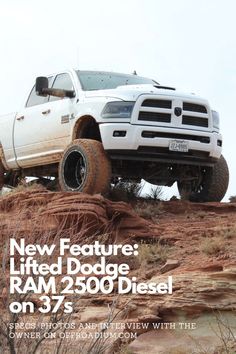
178, 155, 229, 202
58, 139, 111, 194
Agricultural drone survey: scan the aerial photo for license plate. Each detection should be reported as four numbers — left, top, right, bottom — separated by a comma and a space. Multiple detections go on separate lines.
169, 139, 189, 152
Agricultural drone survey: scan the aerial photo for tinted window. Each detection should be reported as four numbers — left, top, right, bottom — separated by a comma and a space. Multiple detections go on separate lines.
77, 71, 158, 91
49, 73, 74, 102
26, 77, 53, 107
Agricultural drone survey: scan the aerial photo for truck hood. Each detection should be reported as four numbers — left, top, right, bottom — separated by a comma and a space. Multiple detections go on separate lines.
84, 84, 206, 102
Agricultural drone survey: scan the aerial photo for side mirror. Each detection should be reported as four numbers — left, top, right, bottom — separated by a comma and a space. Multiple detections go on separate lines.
36, 77, 49, 96
35, 76, 76, 99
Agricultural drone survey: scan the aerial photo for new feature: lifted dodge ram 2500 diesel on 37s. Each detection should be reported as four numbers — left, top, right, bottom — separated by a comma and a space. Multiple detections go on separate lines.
0, 70, 229, 202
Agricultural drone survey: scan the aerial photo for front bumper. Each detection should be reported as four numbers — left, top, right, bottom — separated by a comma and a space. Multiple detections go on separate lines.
99, 123, 222, 165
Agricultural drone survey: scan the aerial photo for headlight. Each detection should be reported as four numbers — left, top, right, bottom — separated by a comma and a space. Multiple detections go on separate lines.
101, 101, 135, 118
212, 110, 220, 130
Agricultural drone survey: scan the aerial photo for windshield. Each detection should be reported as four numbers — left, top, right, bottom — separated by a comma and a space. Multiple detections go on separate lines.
77, 70, 158, 91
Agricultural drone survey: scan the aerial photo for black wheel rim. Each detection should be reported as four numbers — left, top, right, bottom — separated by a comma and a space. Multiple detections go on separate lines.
63, 150, 87, 190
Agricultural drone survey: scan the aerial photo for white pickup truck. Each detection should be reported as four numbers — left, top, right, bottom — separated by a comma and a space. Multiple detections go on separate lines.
0, 70, 229, 201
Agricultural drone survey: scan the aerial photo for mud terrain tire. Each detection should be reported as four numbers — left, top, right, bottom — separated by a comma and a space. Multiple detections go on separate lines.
58, 139, 111, 194
178, 155, 229, 202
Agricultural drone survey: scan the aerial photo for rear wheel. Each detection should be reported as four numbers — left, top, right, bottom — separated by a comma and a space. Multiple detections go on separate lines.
58, 139, 111, 194
0, 160, 5, 189
178, 155, 229, 202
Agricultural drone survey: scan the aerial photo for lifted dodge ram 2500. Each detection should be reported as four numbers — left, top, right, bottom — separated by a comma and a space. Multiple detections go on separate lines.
0, 70, 229, 202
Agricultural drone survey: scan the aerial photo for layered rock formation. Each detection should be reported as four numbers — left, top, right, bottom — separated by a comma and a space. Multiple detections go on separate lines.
0, 189, 235, 354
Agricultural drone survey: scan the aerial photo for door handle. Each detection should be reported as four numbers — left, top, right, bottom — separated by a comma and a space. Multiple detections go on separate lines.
16, 116, 24, 121
42, 109, 51, 115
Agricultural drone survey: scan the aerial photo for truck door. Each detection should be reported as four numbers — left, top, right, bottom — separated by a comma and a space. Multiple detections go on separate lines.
14, 73, 77, 168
